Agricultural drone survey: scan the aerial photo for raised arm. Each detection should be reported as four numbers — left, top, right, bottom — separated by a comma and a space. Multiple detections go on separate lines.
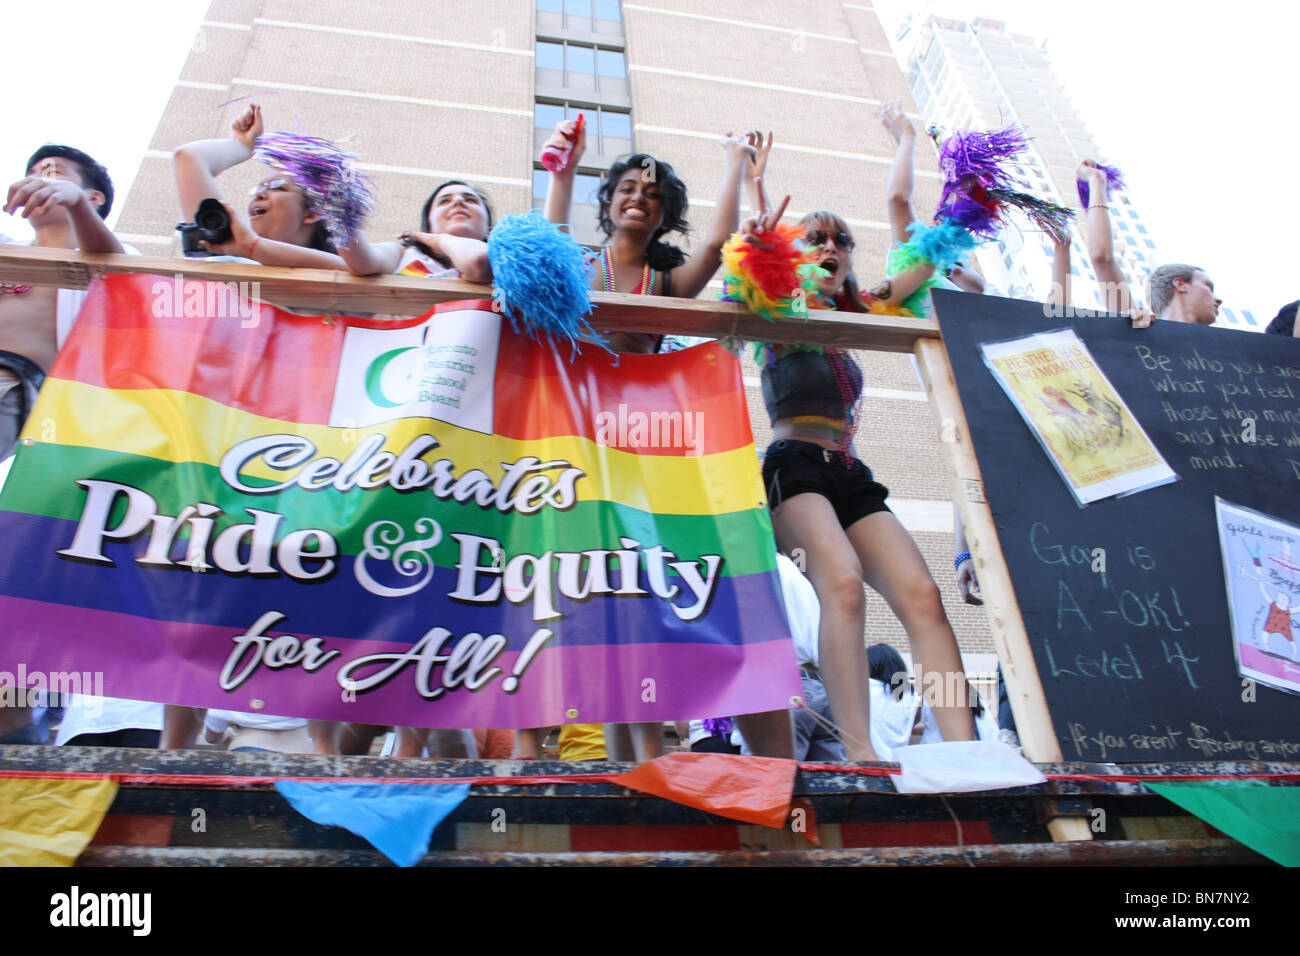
668, 134, 753, 299
1076, 159, 1131, 314
3, 177, 123, 253
542, 117, 586, 234
881, 99, 917, 246
1045, 231, 1071, 309
866, 261, 937, 310
742, 130, 775, 215
173, 104, 263, 219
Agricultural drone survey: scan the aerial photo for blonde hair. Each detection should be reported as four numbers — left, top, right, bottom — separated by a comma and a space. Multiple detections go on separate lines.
799, 211, 872, 312
1147, 263, 1202, 317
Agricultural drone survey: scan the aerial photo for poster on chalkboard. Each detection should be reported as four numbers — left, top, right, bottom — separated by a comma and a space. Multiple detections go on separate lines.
1216, 497, 1300, 697
981, 329, 1177, 505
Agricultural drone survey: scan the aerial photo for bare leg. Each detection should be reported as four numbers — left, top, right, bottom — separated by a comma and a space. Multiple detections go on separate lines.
770, 493, 878, 761
392, 726, 425, 757
307, 719, 341, 755
423, 729, 478, 758
846, 511, 976, 742
603, 723, 662, 762
514, 727, 553, 758
160, 705, 204, 750
734, 710, 795, 759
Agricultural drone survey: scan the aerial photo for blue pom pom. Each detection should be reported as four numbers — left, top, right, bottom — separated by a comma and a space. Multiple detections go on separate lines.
487, 214, 605, 359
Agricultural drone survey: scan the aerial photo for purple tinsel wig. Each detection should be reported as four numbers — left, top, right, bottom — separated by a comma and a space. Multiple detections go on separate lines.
254, 130, 375, 247
1076, 163, 1125, 209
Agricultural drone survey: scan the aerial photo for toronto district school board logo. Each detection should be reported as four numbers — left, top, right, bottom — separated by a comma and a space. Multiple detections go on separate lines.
328, 308, 502, 433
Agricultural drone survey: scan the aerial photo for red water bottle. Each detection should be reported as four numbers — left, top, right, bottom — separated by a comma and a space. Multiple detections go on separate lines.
540, 112, 586, 174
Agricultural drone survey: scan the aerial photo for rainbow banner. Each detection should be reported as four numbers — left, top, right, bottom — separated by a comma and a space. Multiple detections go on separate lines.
0, 275, 799, 727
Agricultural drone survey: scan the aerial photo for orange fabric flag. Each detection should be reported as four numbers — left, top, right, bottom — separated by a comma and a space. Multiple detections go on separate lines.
617, 752, 798, 830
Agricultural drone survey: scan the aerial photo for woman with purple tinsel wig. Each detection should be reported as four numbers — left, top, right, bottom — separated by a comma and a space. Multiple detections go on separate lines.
172, 104, 354, 269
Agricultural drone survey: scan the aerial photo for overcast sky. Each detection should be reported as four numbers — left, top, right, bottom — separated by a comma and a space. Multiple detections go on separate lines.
5, 0, 1293, 322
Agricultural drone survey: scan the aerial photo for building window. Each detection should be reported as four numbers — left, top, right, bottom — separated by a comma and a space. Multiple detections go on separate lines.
536, 40, 628, 99
538, 0, 623, 36
1145, 238, 1155, 249
1136, 223, 1147, 235
533, 102, 633, 162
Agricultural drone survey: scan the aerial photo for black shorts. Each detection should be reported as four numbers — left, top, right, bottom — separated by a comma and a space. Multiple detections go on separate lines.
762, 439, 891, 530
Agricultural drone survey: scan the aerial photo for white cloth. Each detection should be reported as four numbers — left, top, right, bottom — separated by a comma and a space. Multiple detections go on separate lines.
894, 740, 1045, 793
776, 553, 820, 668
869, 680, 919, 761
55, 697, 164, 744
204, 709, 307, 732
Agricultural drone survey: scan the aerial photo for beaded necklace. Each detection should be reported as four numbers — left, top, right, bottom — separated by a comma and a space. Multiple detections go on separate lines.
600, 247, 655, 295
0, 283, 32, 295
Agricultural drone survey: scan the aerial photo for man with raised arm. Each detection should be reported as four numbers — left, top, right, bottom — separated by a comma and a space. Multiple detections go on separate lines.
1076, 160, 1214, 327
1, 145, 124, 458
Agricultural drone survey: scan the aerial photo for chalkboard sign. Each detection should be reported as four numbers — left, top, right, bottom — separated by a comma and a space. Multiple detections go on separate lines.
934, 288, 1300, 763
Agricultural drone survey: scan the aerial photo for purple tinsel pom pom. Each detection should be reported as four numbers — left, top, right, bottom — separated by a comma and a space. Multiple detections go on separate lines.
701, 717, 734, 739
938, 125, 1030, 192
1076, 163, 1126, 209
938, 193, 1003, 240
254, 130, 375, 247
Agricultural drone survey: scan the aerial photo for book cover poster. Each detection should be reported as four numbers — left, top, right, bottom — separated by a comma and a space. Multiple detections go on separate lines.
981, 328, 1177, 505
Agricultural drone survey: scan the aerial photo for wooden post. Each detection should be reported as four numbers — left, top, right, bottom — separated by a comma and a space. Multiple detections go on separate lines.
914, 338, 1093, 843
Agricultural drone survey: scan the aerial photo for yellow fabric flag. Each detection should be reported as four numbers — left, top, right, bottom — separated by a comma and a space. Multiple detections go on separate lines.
0, 776, 118, 867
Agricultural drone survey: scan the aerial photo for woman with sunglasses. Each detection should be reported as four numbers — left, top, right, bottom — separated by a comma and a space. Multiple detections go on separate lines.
734, 161, 977, 761
172, 104, 347, 267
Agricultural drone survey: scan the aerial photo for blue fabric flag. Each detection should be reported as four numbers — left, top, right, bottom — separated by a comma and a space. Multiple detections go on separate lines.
275, 781, 471, 867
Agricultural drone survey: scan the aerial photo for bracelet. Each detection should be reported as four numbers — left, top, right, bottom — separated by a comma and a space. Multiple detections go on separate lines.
954, 551, 972, 570
1090, 203, 1109, 210
247, 237, 262, 259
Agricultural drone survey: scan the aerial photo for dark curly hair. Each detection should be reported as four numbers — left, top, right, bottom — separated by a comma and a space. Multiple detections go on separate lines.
597, 154, 688, 272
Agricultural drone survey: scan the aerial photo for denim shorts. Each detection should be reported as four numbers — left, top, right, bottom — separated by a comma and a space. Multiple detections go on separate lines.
762, 439, 891, 530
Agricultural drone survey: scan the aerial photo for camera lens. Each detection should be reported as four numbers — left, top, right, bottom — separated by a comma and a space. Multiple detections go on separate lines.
193, 198, 233, 244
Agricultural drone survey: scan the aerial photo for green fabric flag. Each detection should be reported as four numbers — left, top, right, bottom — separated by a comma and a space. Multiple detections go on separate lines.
1145, 780, 1300, 867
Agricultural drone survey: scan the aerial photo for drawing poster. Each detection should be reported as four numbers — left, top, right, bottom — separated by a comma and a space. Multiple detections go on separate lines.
1216, 498, 1300, 697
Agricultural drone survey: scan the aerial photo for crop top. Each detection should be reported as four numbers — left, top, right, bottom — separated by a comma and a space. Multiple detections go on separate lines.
761, 348, 864, 423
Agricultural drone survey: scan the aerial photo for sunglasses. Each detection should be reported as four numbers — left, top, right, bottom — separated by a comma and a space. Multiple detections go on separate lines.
247, 178, 295, 198
805, 229, 855, 251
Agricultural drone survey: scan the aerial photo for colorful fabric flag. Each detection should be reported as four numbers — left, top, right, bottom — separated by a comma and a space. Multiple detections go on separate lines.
0, 275, 799, 729
1145, 780, 1300, 867
0, 775, 118, 866
275, 780, 470, 867
618, 752, 799, 830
